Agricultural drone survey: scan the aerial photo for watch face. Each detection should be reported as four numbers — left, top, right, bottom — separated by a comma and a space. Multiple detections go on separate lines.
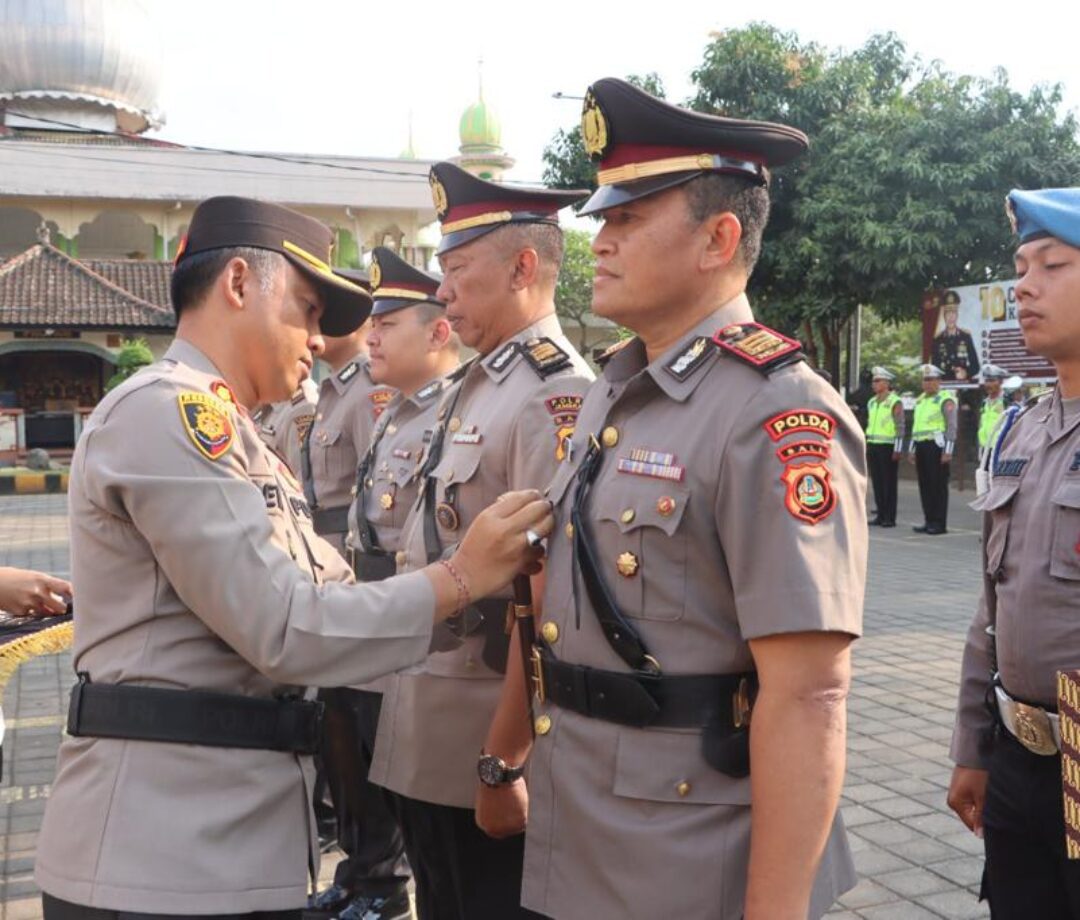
478, 755, 506, 787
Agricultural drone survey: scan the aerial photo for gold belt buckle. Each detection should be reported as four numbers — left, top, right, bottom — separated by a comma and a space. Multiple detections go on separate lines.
530, 646, 546, 703
1014, 701, 1058, 755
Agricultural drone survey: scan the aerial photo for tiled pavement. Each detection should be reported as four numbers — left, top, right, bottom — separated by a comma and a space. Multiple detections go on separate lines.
0, 484, 991, 919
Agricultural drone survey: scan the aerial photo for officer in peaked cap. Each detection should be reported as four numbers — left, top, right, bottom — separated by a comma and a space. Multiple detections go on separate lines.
520, 77, 866, 920
977, 363, 1009, 455
33, 195, 555, 920
932, 289, 981, 382
865, 366, 905, 527
948, 187, 1080, 917
367, 162, 594, 920
910, 363, 957, 534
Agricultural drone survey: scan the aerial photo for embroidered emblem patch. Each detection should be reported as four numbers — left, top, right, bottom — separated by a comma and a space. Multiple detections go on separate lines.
416, 380, 441, 401
555, 425, 576, 462
713, 322, 803, 374
546, 395, 583, 419
764, 409, 837, 442
665, 336, 714, 381
178, 392, 234, 461
338, 362, 360, 384
294, 412, 315, 445
488, 341, 520, 373
370, 389, 393, 418
776, 440, 831, 464
781, 462, 836, 525
1070, 450, 1080, 473
994, 458, 1029, 477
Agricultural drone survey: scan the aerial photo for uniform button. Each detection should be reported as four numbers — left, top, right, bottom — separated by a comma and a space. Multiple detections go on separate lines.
535, 714, 552, 736
616, 551, 639, 578
350, 485, 357, 496
449, 417, 462, 433
540, 621, 559, 644
564, 522, 574, 539
676, 781, 691, 797
601, 426, 619, 448
395, 550, 406, 566
656, 496, 676, 517
388, 424, 398, 435
366, 478, 374, 488
620, 508, 635, 524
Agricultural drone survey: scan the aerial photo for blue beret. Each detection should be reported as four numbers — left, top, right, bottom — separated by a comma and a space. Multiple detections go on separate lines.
1006, 188, 1080, 248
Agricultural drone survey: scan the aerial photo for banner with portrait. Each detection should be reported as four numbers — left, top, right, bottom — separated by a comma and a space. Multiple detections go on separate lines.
921, 281, 1055, 388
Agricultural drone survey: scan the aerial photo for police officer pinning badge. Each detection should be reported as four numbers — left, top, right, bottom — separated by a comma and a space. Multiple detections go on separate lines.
338, 361, 360, 384
178, 392, 234, 461
665, 336, 715, 381
713, 322, 803, 375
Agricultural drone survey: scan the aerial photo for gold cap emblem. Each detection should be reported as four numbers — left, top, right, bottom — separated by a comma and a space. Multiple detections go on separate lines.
581, 89, 610, 159
369, 254, 382, 291
430, 173, 449, 220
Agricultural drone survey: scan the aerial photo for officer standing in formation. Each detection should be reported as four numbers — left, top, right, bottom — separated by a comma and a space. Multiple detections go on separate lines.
865, 366, 905, 528
910, 364, 957, 534
976, 363, 1009, 455
33, 196, 553, 920
520, 78, 867, 920
253, 377, 318, 475
302, 288, 394, 555
308, 247, 461, 920
948, 187, 1080, 916
932, 290, 981, 382
368, 162, 593, 919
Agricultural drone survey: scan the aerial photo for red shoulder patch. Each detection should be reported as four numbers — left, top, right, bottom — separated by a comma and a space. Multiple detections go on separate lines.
764, 408, 837, 442
781, 462, 837, 525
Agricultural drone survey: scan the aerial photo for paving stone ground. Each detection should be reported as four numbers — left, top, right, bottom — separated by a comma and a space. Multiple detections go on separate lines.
0, 484, 991, 919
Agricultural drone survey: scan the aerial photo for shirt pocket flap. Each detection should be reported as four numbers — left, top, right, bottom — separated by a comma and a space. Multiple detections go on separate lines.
593, 480, 689, 537
1052, 482, 1080, 510
613, 727, 750, 806
544, 461, 576, 508
1050, 482, 1080, 580
977, 480, 1020, 512
432, 448, 482, 487
314, 428, 343, 448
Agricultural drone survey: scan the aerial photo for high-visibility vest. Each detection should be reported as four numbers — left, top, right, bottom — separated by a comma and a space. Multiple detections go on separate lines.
913, 392, 954, 440
866, 393, 900, 444
978, 397, 1006, 449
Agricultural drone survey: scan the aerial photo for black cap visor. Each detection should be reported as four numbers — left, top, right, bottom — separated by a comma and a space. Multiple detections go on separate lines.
283, 252, 372, 336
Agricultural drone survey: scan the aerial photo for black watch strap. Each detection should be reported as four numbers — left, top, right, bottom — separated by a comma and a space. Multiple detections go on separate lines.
477, 752, 525, 786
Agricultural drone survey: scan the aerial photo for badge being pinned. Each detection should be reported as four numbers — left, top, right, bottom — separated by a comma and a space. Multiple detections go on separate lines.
178, 392, 234, 461
780, 462, 836, 525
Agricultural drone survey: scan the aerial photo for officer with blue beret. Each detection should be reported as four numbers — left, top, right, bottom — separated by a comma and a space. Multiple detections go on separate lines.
949, 187, 1080, 917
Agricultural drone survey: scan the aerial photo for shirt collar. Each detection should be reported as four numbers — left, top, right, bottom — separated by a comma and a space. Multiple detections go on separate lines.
481, 313, 566, 383
165, 338, 227, 379
327, 352, 369, 395
603, 294, 754, 402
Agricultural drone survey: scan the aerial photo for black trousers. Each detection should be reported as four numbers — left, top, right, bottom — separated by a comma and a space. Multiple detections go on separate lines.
43, 893, 300, 920
388, 794, 544, 920
914, 440, 950, 529
318, 687, 409, 896
983, 732, 1080, 917
866, 443, 898, 524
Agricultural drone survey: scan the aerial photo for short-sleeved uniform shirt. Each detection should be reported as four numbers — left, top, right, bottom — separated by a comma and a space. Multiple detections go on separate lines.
952, 389, 1080, 768
521, 297, 867, 920
35, 339, 435, 915
369, 313, 594, 808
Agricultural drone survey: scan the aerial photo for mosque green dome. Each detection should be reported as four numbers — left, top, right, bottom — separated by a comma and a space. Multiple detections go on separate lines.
459, 98, 501, 150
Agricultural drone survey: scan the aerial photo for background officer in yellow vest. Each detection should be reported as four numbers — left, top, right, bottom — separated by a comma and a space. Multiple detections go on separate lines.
910, 363, 957, 534
977, 364, 1008, 454
865, 366, 905, 527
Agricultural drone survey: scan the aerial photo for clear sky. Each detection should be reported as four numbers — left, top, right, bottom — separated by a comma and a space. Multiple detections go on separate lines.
145, 0, 1080, 186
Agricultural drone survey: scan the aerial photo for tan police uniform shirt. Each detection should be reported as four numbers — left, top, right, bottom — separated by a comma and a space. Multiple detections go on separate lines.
34, 339, 436, 915
952, 389, 1080, 768
369, 313, 594, 808
521, 297, 866, 920
253, 377, 317, 475
307, 355, 394, 554
346, 378, 447, 564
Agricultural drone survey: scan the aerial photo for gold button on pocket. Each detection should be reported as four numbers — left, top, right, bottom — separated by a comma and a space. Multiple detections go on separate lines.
620, 509, 635, 524
601, 426, 619, 448
676, 781, 691, 798
540, 621, 559, 644
535, 714, 552, 736
564, 522, 574, 539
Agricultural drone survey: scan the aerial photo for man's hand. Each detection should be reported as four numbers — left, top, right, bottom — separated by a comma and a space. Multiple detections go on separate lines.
0, 567, 71, 617
942, 453, 953, 465
452, 490, 552, 599
892, 451, 902, 462
947, 766, 989, 837
475, 778, 528, 839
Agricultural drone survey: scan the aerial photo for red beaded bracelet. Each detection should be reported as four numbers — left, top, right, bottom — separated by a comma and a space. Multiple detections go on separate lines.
437, 558, 472, 616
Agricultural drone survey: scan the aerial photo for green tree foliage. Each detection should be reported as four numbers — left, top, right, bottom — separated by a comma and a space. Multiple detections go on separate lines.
858, 307, 923, 394
105, 338, 154, 392
541, 24, 1080, 376
555, 229, 597, 353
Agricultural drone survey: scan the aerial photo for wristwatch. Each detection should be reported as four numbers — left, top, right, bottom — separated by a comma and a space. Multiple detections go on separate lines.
477, 751, 525, 787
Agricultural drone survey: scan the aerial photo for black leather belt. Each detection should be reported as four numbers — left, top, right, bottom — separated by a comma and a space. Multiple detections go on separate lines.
312, 505, 349, 535
352, 549, 396, 583
67, 674, 323, 754
533, 647, 755, 730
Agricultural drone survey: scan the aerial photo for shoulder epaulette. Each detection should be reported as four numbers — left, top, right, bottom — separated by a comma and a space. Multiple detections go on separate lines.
521, 337, 571, 378
596, 337, 633, 368
712, 322, 804, 376
664, 336, 716, 381
337, 361, 360, 385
